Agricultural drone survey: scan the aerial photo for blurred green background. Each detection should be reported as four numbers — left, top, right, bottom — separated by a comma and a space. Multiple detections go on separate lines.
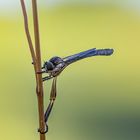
0, 1, 140, 140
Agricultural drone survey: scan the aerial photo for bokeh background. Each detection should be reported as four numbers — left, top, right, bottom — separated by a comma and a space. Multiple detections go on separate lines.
0, 0, 140, 140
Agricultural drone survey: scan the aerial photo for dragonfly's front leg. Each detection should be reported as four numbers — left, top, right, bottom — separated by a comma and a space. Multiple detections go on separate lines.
36, 70, 46, 74
42, 70, 60, 82
42, 71, 55, 81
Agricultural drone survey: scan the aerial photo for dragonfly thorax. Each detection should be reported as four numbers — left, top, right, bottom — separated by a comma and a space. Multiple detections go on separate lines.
49, 56, 64, 66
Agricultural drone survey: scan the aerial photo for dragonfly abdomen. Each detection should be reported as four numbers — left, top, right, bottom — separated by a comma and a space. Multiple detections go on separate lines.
63, 48, 114, 65
94, 49, 114, 56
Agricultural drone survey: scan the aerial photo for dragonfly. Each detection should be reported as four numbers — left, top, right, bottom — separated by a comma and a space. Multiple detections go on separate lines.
20, 0, 114, 135
38, 48, 114, 134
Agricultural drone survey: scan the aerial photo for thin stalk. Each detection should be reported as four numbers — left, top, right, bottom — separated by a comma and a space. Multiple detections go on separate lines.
20, 0, 46, 140
32, 1, 46, 140
20, 0, 37, 75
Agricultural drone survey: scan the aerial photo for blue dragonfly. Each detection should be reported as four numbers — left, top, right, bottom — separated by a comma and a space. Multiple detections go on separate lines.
41, 48, 114, 81
38, 48, 114, 134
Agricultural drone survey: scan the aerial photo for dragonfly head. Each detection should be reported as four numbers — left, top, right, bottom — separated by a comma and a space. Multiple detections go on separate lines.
43, 61, 55, 72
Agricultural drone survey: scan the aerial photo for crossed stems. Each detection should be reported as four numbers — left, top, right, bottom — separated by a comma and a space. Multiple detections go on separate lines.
20, 0, 54, 138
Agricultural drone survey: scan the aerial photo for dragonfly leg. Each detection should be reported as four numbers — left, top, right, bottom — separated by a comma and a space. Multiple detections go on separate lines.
44, 100, 54, 123
38, 123, 48, 134
42, 75, 53, 81
44, 77, 57, 132
36, 70, 46, 74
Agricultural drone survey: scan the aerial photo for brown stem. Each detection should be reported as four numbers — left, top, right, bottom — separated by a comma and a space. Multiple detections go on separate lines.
20, 0, 37, 74
20, 0, 46, 140
32, 0, 46, 140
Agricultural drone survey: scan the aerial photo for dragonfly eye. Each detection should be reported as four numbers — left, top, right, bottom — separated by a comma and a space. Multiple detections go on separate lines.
43, 61, 55, 71
49, 56, 63, 66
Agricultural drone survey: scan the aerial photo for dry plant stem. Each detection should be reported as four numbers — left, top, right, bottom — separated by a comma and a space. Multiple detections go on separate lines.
32, 0, 46, 140
21, 0, 46, 140
20, 0, 37, 76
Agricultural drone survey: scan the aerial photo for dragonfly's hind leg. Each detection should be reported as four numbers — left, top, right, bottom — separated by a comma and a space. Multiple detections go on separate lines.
38, 124, 48, 134
44, 77, 57, 133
